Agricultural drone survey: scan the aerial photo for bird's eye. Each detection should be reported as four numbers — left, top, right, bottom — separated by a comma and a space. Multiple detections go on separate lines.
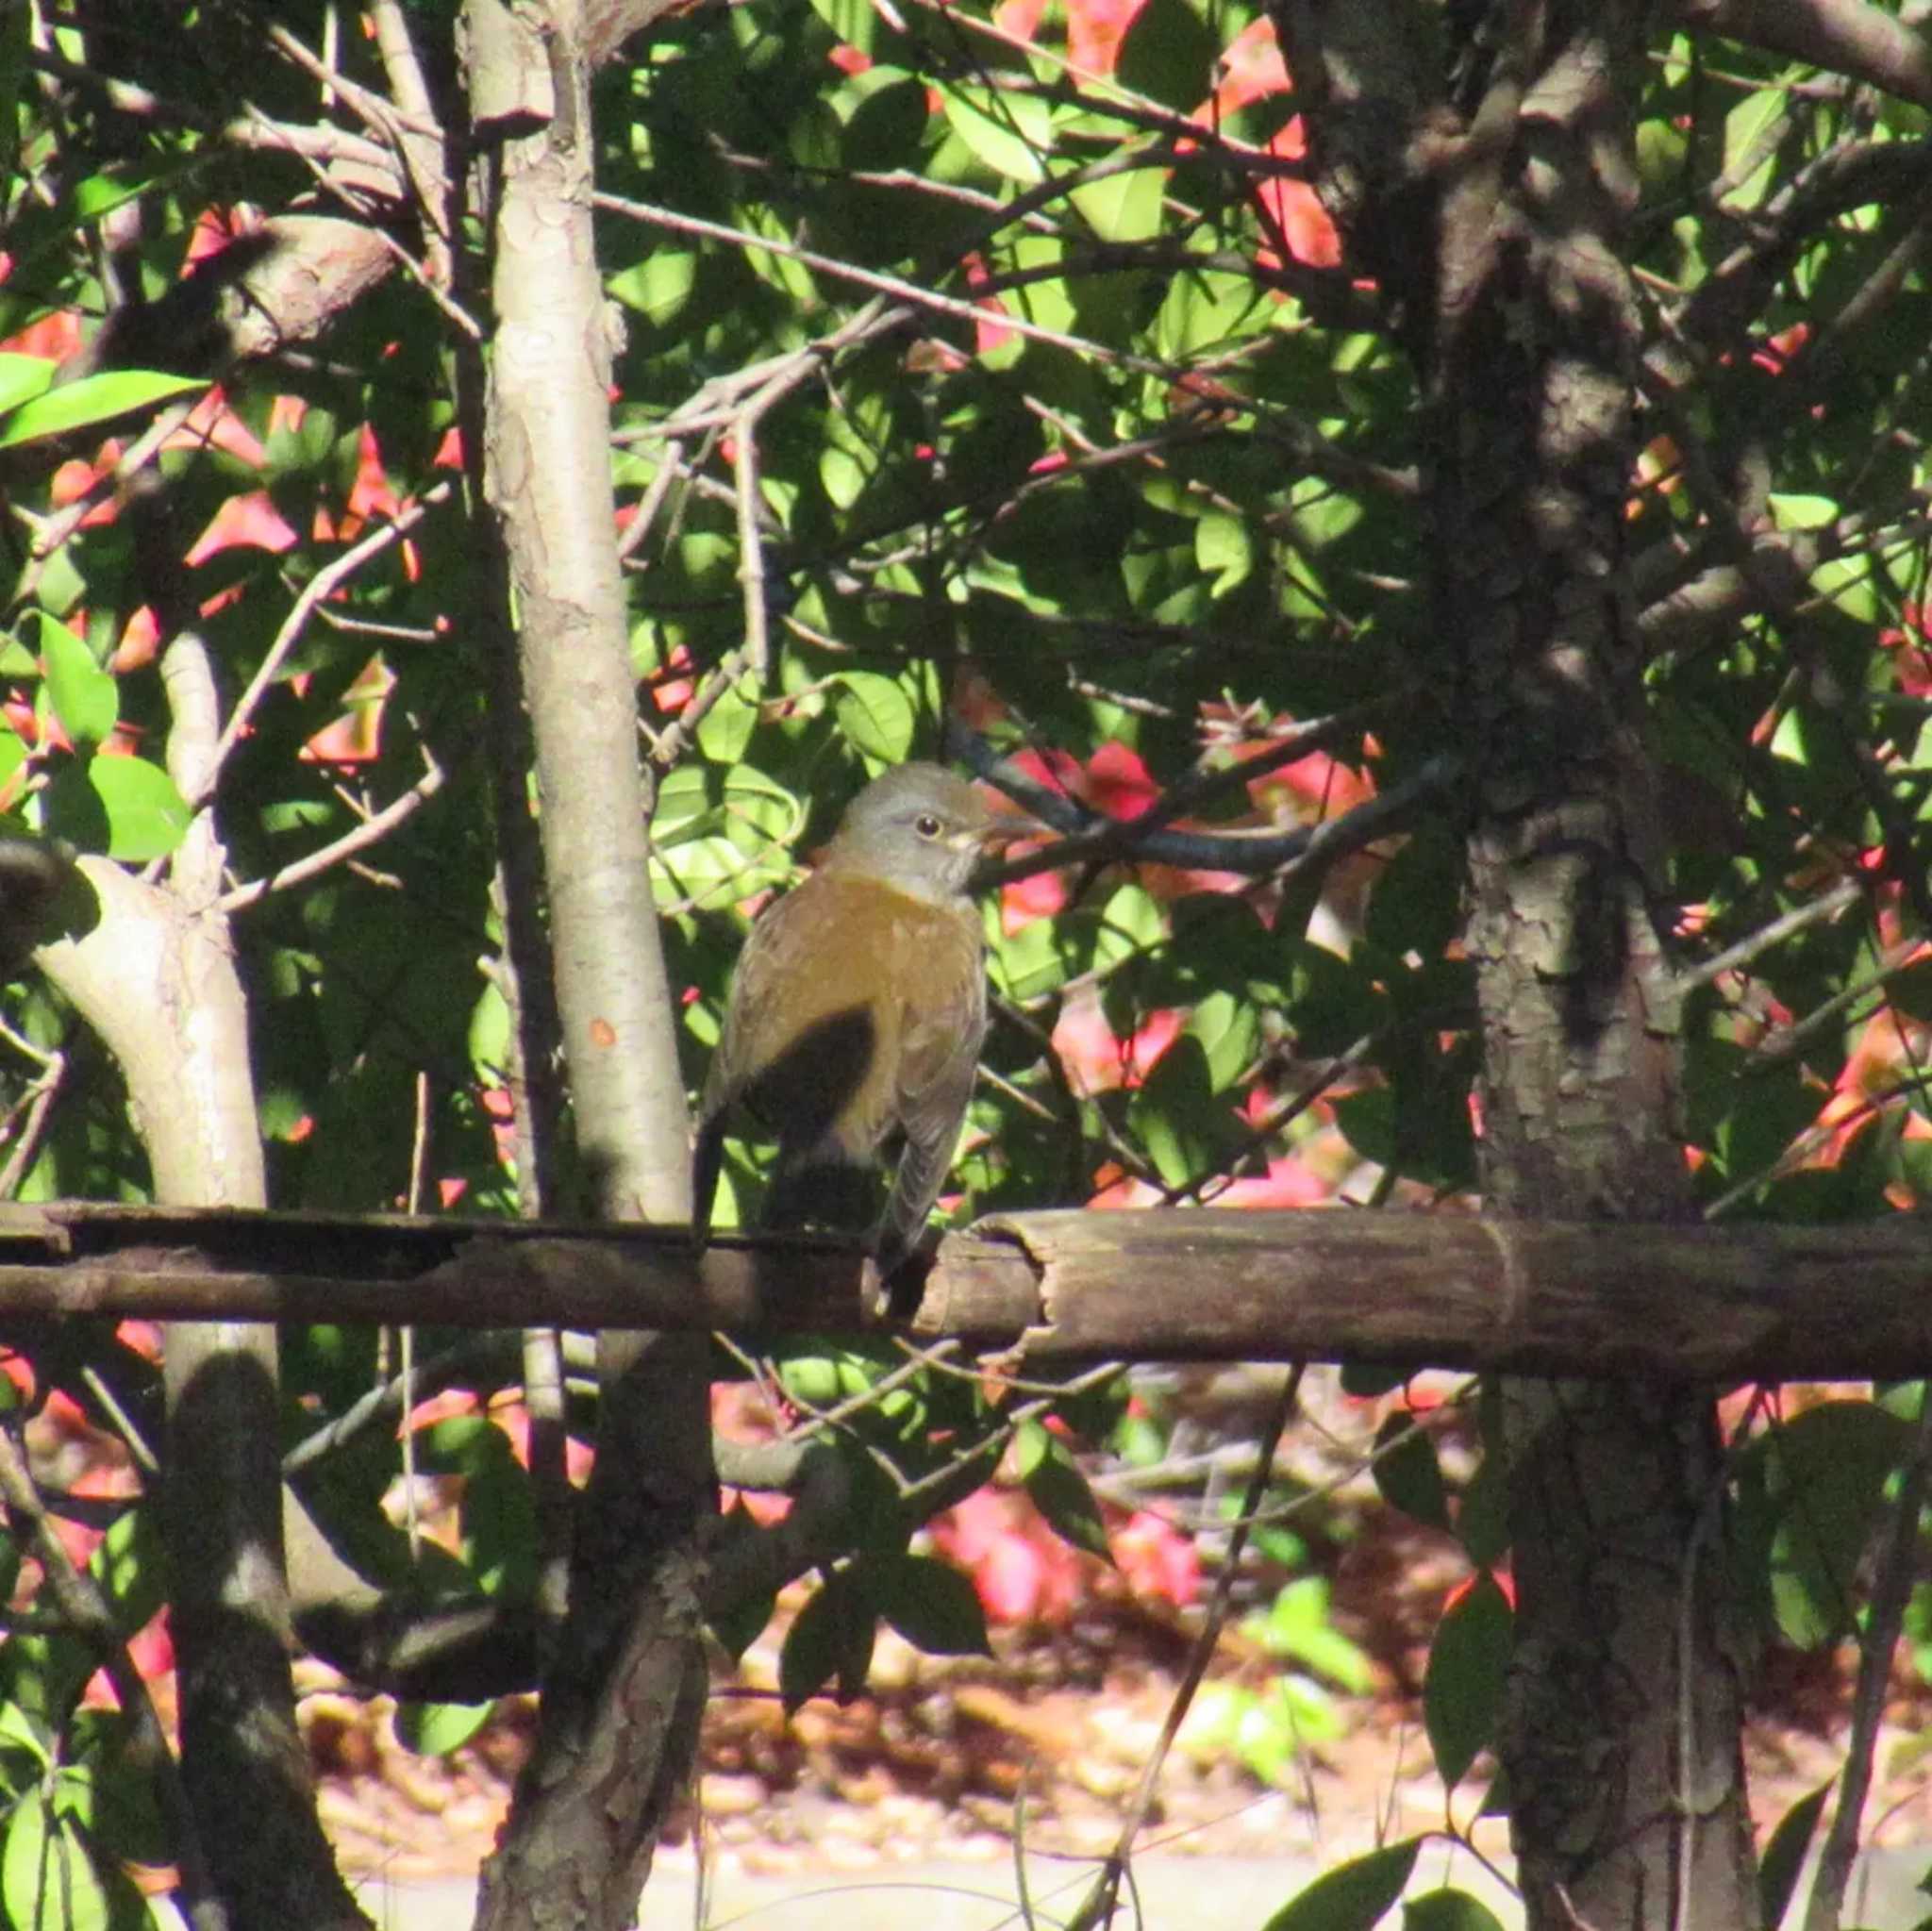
913, 813, 942, 839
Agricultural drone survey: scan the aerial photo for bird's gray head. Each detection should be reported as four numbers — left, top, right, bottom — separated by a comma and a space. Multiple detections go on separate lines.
821, 762, 999, 904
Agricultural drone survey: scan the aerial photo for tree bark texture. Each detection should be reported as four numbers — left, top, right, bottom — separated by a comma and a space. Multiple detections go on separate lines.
465, 3, 714, 1924
42, 862, 367, 1928
1273, 3, 1757, 1927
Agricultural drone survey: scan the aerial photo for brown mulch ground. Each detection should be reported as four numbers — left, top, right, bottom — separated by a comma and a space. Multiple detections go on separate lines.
307, 1517, 1932, 1894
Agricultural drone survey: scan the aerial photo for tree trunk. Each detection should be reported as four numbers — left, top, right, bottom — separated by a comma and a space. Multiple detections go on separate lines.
44, 863, 367, 1928
462, 3, 715, 1923
1273, 2, 1759, 1925
1433, 12, 1758, 1928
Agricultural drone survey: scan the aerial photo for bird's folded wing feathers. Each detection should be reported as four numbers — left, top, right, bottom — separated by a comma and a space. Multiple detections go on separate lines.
893, 943, 985, 1131
875, 942, 986, 1273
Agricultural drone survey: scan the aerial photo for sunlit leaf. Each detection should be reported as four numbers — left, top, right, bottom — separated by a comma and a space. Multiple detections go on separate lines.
396, 1701, 495, 1757
86, 755, 191, 861
39, 621, 116, 752
1262, 1839, 1422, 1931
834, 672, 915, 763
0, 368, 204, 448
0, 354, 56, 415
938, 84, 1051, 183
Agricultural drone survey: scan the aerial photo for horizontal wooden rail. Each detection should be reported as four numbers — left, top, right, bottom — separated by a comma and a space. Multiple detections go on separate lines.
0, 1200, 1925, 1379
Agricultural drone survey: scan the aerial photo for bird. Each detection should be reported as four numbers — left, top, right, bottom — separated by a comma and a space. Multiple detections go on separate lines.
691, 762, 1014, 1283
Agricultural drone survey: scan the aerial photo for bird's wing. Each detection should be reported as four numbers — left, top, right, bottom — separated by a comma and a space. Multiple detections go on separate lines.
693, 889, 813, 1242
894, 924, 986, 1126
700, 896, 787, 1119
875, 925, 986, 1276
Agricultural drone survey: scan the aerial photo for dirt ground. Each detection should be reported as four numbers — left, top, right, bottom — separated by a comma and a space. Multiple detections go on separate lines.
306, 1533, 1932, 1898
296, 1369, 1932, 1898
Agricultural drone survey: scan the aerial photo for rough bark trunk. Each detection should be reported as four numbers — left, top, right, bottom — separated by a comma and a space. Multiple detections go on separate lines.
462, 3, 715, 1924
1272, 2, 1760, 1925
1433, 12, 1759, 1926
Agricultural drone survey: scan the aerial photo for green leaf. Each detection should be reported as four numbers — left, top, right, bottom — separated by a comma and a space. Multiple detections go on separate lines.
1023, 1427, 1114, 1561
71, 170, 158, 224
0, 1705, 51, 1766
68, 1716, 170, 1866
1761, 1400, 1907, 1648
39, 620, 116, 752
938, 85, 1051, 183
1249, 1576, 1374, 1692
872, 1554, 991, 1655
1093, 880, 1165, 969
0, 354, 56, 415
833, 672, 916, 763
1372, 1415, 1452, 1533
1332, 1087, 1395, 1166
1188, 987, 1260, 1091
1262, 1839, 1422, 1931
651, 764, 801, 909
1127, 1033, 1221, 1188
395, 1700, 495, 1757
38, 759, 110, 855
775, 1349, 844, 1409
1069, 158, 1167, 244
608, 250, 698, 327
839, 70, 931, 172
1720, 82, 1788, 210
807, 0, 879, 57
1340, 1363, 1407, 1399
694, 678, 758, 763
1115, 0, 1220, 111
1455, 1451, 1511, 1570
1403, 1889, 1507, 1931
1, 1785, 144, 1930
1424, 1572, 1511, 1791
1759, 1782, 1830, 1931
780, 1567, 876, 1711
741, 203, 818, 304
0, 368, 204, 448
1196, 510, 1254, 596
463, 1455, 537, 1599
707, 1507, 778, 1662
1154, 262, 1266, 359
86, 1501, 163, 1637
1767, 492, 1837, 530
86, 755, 191, 861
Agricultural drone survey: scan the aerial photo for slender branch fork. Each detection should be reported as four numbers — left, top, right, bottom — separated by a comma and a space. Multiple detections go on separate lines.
206, 480, 453, 794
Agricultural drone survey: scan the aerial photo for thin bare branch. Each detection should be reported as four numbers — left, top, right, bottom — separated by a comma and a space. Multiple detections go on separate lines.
208, 482, 452, 791
972, 741, 1458, 882
1803, 1394, 1932, 1931
1681, 0, 1932, 107
1680, 880, 1866, 993
216, 745, 448, 913
1067, 1364, 1306, 1931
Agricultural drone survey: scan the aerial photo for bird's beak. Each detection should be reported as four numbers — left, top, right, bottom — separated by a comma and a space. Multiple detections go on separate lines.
973, 807, 1048, 852
946, 813, 1041, 857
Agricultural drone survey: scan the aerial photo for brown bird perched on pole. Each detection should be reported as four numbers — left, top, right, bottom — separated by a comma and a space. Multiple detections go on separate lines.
691, 762, 1018, 1283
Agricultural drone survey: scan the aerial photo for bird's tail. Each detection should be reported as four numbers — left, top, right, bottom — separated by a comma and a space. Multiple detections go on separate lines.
872, 1132, 951, 1284
690, 1115, 726, 1255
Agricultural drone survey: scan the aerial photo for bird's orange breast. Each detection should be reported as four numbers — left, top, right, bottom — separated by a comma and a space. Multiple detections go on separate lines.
720, 874, 984, 1164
